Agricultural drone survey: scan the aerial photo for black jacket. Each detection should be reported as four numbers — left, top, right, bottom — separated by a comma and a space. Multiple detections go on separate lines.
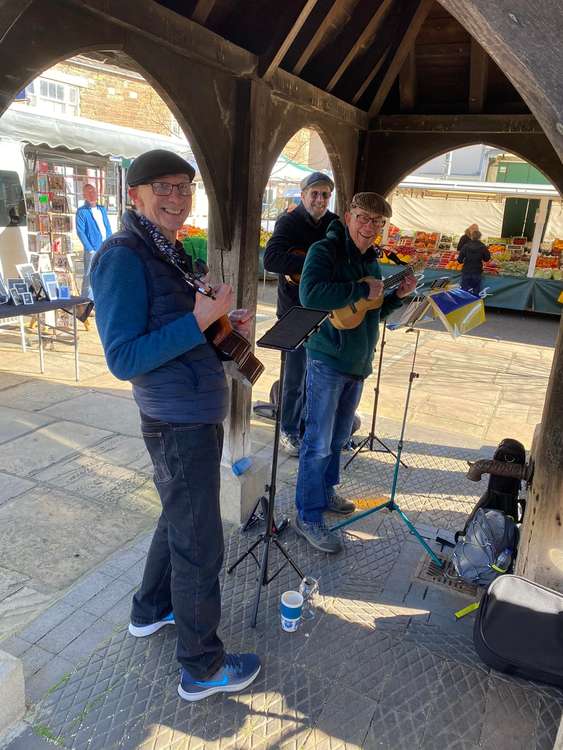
263, 202, 338, 317
456, 234, 470, 253
457, 240, 491, 275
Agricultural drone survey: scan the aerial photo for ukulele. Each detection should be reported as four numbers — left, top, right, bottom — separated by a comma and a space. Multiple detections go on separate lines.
284, 248, 307, 286
170, 260, 265, 386
330, 260, 423, 330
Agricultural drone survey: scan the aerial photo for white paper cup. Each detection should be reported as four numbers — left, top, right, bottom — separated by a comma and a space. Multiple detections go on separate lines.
280, 590, 303, 632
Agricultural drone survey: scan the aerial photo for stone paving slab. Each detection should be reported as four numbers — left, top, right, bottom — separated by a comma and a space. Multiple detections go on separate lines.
3, 434, 561, 750
0, 421, 111, 477
0, 406, 54, 445
41, 392, 142, 437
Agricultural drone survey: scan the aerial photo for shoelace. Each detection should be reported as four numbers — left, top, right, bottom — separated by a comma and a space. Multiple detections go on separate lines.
223, 653, 243, 674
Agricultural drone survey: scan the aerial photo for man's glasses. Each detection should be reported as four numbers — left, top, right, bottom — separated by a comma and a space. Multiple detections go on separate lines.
150, 181, 195, 197
352, 211, 387, 228
309, 189, 331, 200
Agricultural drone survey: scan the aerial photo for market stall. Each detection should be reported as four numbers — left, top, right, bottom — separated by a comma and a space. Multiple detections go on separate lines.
385, 178, 563, 314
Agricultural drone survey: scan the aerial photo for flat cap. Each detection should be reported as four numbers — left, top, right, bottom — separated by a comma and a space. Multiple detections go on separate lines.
127, 149, 195, 186
300, 171, 334, 191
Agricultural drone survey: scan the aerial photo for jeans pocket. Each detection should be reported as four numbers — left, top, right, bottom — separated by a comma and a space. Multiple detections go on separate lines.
142, 430, 174, 483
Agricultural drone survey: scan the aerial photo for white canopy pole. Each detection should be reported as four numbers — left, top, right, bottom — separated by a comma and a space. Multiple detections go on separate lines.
527, 197, 550, 277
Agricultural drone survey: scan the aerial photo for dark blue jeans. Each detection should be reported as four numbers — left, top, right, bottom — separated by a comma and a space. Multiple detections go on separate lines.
461, 274, 482, 297
280, 344, 307, 438
296, 357, 364, 523
131, 416, 225, 679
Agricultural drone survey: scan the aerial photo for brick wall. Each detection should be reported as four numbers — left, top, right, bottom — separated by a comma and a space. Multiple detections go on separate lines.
56, 61, 180, 137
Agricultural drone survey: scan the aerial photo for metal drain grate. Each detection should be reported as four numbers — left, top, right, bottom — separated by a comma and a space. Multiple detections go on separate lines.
415, 554, 479, 597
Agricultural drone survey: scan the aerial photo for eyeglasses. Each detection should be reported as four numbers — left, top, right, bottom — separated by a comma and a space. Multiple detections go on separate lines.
308, 189, 332, 200
149, 181, 195, 197
352, 211, 387, 228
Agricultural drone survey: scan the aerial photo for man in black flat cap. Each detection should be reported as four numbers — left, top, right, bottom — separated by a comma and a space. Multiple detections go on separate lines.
91, 149, 261, 702
263, 171, 338, 457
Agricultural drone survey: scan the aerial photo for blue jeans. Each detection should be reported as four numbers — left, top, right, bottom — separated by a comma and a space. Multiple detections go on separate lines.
280, 344, 307, 438
461, 274, 482, 297
296, 357, 364, 523
131, 416, 225, 679
81, 250, 95, 299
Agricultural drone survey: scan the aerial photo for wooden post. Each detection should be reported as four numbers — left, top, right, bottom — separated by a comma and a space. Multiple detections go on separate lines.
516, 314, 563, 592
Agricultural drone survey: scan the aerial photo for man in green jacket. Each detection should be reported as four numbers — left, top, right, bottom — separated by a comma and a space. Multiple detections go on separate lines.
295, 192, 416, 553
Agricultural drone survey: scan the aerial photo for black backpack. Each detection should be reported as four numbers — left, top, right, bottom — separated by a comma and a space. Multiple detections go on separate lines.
458, 438, 527, 541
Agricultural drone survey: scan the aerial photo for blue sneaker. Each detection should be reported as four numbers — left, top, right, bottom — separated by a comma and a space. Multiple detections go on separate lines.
128, 611, 175, 637
178, 653, 261, 701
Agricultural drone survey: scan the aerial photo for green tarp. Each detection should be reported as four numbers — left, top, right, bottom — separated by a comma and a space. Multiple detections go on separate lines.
381, 266, 562, 315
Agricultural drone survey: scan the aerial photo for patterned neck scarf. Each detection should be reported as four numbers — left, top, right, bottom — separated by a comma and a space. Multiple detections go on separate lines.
136, 212, 191, 274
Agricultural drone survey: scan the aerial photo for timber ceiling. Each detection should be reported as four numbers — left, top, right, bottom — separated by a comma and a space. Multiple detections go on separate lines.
149, 0, 528, 117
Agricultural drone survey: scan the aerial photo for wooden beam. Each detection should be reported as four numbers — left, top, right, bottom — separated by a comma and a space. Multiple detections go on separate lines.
369, 113, 541, 133
259, 0, 319, 80
352, 46, 390, 105
468, 36, 488, 113
326, 0, 394, 93
399, 48, 416, 111
191, 0, 216, 25
293, 0, 340, 76
368, 0, 433, 117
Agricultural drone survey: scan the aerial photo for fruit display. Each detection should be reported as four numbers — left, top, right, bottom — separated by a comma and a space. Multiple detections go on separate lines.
178, 224, 207, 241
382, 229, 563, 280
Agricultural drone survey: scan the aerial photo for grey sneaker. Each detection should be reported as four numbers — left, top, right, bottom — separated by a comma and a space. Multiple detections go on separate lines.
294, 515, 342, 554
280, 433, 300, 457
326, 494, 355, 516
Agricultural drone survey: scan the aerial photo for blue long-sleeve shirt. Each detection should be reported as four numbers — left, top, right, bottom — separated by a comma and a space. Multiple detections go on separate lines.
76, 204, 113, 253
91, 244, 206, 381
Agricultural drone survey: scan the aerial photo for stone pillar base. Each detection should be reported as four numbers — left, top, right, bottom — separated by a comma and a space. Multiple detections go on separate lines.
0, 651, 25, 737
220, 457, 270, 528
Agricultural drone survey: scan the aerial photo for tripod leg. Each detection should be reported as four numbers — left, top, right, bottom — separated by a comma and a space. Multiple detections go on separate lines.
227, 535, 263, 574
343, 433, 370, 469
273, 537, 305, 579
372, 436, 409, 468
393, 503, 443, 567
241, 495, 265, 533
251, 537, 271, 627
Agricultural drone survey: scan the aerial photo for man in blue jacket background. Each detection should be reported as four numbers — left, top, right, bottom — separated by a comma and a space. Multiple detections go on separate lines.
75, 183, 112, 299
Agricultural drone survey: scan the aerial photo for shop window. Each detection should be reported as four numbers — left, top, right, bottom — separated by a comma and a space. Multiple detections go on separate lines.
170, 115, 183, 138
0, 171, 26, 228
26, 78, 79, 117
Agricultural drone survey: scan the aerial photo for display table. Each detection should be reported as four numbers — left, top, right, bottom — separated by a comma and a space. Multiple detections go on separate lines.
381, 267, 563, 315
0, 297, 90, 381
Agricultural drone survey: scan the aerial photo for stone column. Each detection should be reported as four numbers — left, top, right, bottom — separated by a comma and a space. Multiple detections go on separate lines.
516, 314, 563, 592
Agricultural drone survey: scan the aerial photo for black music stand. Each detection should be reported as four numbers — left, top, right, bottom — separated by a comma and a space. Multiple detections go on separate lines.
343, 320, 407, 471
227, 306, 329, 627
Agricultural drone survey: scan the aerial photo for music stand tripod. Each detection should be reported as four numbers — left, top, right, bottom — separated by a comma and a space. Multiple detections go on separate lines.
228, 306, 330, 627
329, 328, 443, 568
344, 321, 407, 471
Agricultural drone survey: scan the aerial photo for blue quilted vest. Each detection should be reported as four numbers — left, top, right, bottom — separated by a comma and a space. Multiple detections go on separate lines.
93, 215, 229, 424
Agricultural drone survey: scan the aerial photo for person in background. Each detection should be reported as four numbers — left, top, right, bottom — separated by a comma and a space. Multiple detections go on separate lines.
263, 171, 338, 457
457, 229, 491, 296
76, 183, 112, 299
91, 149, 260, 702
456, 223, 479, 254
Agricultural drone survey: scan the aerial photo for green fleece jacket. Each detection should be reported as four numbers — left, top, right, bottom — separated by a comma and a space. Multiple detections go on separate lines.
299, 219, 403, 378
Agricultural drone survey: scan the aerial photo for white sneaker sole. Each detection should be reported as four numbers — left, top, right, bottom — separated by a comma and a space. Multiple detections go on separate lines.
177, 665, 261, 702
128, 618, 175, 638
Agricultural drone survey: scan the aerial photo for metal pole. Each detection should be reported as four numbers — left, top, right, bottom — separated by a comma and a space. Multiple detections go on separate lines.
37, 313, 44, 374
73, 305, 79, 381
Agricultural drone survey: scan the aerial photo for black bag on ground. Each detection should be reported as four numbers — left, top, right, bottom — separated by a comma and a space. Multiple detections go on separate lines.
459, 438, 526, 539
473, 575, 563, 687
